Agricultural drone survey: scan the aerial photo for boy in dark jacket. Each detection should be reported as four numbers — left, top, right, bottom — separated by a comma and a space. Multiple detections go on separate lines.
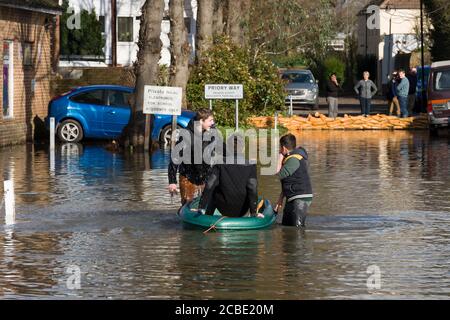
275, 134, 313, 227
197, 134, 261, 217
168, 108, 216, 204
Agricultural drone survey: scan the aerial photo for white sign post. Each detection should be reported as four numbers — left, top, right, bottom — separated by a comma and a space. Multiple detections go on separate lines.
143, 86, 182, 149
205, 84, 243, 131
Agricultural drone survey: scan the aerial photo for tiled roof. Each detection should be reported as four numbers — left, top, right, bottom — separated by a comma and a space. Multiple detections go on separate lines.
0, 0, 62, 14
370, 0, 421, 9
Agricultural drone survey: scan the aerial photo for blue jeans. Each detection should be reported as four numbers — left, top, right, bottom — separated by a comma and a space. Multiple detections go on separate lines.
398, 96, 408, 118
360, 97, 371, 115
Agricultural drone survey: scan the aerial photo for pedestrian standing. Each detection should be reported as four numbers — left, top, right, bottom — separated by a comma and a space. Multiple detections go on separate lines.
406, 67, 418, 115
397, 69, 410, 118
326, 73, 340, 119
354, 71, 378, 117
387, 71, 401, 116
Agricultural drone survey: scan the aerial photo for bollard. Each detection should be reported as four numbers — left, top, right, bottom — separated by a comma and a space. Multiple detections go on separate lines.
289, 96, 293, 117
50, 117, 55, 150
4, 180, 15, 225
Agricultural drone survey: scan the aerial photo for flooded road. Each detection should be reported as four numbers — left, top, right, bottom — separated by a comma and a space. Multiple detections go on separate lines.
0, 131, 449, 299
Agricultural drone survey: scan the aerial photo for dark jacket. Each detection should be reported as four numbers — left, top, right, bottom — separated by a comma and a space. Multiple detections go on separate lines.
168, 119, 217, 186
278, 147, 313, 202
387, 78, 398, 100
326, 80, 340, 98
407, 73, 417, 95
198, 154, 258, 217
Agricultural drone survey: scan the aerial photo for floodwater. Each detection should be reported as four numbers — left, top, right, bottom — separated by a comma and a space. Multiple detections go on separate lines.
0, 131, 449, 299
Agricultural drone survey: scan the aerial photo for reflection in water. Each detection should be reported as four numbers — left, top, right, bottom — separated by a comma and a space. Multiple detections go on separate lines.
0, 131, 449, 299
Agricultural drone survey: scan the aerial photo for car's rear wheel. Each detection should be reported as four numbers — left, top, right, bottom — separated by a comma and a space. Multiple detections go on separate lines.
160, 124, 182, 146
57, 119, 83, 143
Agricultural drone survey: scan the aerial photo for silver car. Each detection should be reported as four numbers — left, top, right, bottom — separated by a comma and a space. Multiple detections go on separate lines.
282, 69, 319, 109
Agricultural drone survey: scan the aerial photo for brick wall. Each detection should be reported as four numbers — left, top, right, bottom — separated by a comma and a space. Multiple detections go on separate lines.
0, 7, 55, 147
52, 66, 134, 97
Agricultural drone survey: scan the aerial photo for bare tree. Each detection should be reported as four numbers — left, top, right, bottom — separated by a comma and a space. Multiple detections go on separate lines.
196, 0, 214, 61
123, 0, 165, 148
169, 0, 190, 106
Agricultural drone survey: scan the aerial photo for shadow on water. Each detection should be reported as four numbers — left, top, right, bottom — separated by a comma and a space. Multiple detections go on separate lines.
0, 130, 449, 299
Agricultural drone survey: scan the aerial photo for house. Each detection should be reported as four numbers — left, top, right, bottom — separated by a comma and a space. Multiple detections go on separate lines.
60, 0, 197, 67
357, 0, 426, 90
0, 0, 62, 147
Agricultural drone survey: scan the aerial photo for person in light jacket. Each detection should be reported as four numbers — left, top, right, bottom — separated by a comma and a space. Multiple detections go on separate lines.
354, 71, 378, 117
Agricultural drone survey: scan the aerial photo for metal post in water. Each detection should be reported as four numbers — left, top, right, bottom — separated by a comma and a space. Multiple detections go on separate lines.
4, 180, 15, 225
50, 117, 55, 150
49, 118, 55, 173
235, 99, 239, 131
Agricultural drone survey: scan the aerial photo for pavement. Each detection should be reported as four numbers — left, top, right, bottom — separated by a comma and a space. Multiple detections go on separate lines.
290, 95, 390, 117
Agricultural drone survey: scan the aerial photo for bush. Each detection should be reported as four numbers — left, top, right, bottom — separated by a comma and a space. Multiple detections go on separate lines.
187, 37, 286, 127
270, 54, 307, 69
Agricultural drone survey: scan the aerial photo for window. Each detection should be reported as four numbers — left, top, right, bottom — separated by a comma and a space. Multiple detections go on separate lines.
282, 72, 313, 84
434, 70, 450, 91
99, 16, 105, 33
70, 90, 106, 105
118, 17, 133, 42
2, 41, 13, 118
108, 90, 131, 107
22, 43, 32, 66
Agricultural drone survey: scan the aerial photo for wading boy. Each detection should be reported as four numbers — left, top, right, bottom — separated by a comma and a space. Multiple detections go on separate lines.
275, 134, 313, 227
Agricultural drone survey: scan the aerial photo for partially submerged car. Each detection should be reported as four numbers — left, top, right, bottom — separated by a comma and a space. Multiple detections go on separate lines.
282, 69, 319, 109
45, 85, 195, 144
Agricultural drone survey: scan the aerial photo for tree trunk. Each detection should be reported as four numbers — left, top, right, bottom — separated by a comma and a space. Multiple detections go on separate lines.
123, 0, 165, 148
169, 0, 190, 106
212, 0, 225, 36
226, 0, 250, 46
196, 0, 214, 61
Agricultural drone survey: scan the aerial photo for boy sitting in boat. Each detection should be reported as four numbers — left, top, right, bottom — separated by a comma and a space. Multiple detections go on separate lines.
197, 134, 264, 218
275, 134, 313, 227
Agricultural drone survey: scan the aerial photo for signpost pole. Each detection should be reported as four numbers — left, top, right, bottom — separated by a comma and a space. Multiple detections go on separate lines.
274, 111, 278, 130
209, 100, 212, 110
235, 99, 239, 131
171, 115, 177, 149
144, 114, 150, 152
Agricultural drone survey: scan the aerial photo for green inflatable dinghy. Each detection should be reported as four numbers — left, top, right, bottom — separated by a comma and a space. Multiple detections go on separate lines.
178, 197, 277, 231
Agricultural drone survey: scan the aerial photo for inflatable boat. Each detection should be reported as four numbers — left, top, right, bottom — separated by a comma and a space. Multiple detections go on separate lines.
178, 197, 277, 231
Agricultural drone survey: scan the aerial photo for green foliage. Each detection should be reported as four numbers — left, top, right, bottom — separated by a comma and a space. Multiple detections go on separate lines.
322, 56, 346, 86
60, 0, 105, 56
424, 0, 450, 61
187, 37, 286, 127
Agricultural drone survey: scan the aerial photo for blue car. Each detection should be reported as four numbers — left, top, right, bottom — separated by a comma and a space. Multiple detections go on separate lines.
46, 85, 195, 144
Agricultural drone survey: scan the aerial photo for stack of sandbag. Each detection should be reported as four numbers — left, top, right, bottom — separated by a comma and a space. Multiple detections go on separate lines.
249, 113, 429, 130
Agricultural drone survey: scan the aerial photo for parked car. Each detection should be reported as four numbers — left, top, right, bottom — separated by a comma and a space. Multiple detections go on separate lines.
426, 61, 450, 134
45, 85, 195, 144
281, 69, 319, 109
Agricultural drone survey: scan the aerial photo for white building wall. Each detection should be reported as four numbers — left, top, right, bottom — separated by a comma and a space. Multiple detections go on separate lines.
60, 0, 197, 67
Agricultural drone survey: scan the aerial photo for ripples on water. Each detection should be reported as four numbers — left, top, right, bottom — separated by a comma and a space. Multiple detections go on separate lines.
0, 131, 449, 299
